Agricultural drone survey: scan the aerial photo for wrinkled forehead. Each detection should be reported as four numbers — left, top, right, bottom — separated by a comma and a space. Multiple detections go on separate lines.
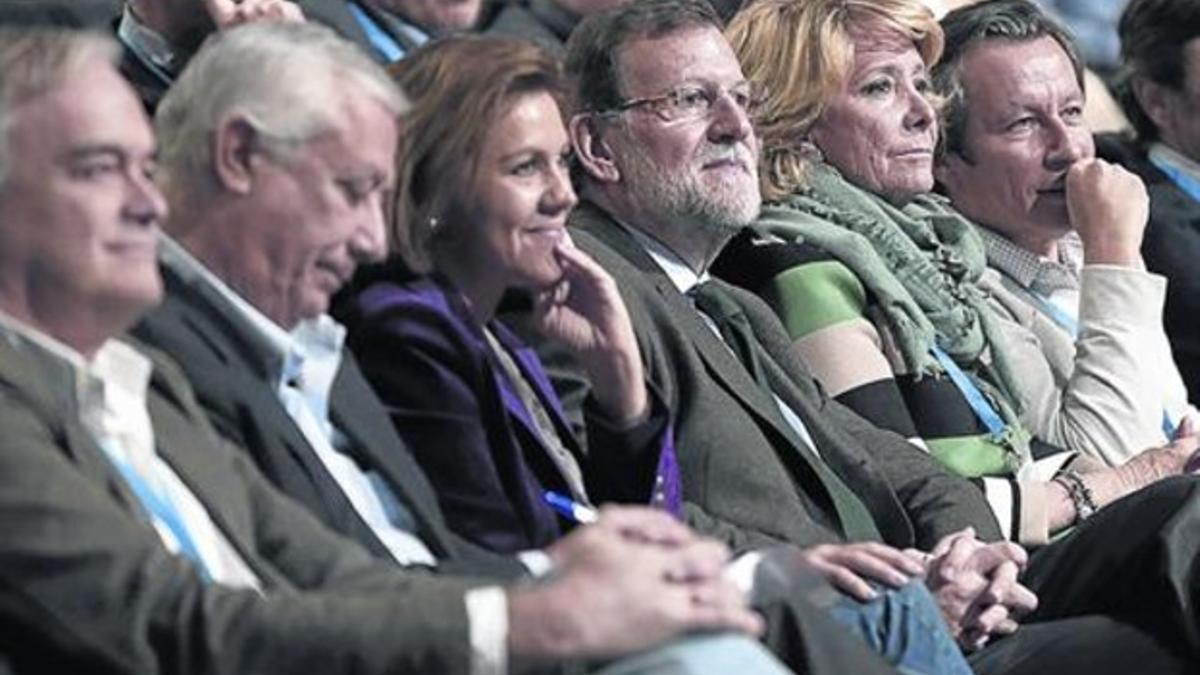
849, 21, 920, 56
615, 25, 745, 96
844, 24, 928, 80
962, 37, 1082, 111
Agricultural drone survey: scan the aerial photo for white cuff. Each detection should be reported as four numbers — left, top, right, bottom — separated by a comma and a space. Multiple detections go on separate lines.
466, 586, 509, 675
516, 549, 556, 578
724, 550, 764, 595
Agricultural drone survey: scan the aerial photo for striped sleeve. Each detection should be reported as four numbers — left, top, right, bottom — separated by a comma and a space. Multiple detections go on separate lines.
973, 448, 1076, 545
713, 233, 919, 438
714, 231, 1078, 546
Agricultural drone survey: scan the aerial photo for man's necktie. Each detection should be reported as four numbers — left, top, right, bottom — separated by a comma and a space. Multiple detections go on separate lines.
689, 281, 881, 541
689, 281, 773, 394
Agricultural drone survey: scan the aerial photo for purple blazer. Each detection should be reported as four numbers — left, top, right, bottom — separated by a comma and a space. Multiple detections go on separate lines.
335, 271, 681, 553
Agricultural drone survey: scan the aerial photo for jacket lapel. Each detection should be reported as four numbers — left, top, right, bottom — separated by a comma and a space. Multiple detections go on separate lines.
574, 205, 821, 462
0, 337, 147, 515
327, 355, 455, 558
488, 322, 590, 503
147, 267, 419, 560
158, 269, 372, 506
492, 323, 581, 446
145, 361, 288, 587
739, 289, 914, 545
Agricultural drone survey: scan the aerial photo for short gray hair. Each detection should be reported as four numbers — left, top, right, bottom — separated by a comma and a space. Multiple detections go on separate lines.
0, 28, 118, 185
155, 21, 406, 197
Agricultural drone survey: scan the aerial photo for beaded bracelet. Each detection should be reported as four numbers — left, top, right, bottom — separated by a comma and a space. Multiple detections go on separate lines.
1052, 469, 1097, 524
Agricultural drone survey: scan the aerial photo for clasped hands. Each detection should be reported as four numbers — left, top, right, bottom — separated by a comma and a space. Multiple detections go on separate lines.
795, 528, 1037, 651
508, 507, 762, 663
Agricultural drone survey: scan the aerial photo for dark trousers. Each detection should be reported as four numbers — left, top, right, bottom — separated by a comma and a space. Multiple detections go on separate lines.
974, 475, 1200, 674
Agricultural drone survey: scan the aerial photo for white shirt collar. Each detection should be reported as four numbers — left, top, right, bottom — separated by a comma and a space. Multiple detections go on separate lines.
0, 309, 265, 590
157, 236, 345, 386
0, 309, 152, 417
623, 224, 710, 294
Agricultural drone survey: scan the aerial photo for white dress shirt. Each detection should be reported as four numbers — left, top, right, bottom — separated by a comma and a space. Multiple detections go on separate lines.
158, 238, 509, 674
0, 312, 260, 589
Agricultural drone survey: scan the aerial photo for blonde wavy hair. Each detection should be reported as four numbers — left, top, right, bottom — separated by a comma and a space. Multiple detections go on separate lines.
728, 0, 943, 201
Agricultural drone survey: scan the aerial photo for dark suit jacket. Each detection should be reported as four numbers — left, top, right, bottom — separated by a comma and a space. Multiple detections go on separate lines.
1097, 132, 1200, 402
298, 0, 374, 50
298, 0, 426, 62
0, 0, 117, 27
133, 263, 525, 579
112, 0, 393, 116
0, 334, 476, 674
334, 270, 679, 553
530, 202, 1001, 554
483, 0, 571, 57
117, 40, 171, 115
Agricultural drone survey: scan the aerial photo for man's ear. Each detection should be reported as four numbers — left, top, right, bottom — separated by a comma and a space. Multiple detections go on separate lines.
212, 114, 261, 195
1131, 75, 1175, 133
569, 113, 621, 184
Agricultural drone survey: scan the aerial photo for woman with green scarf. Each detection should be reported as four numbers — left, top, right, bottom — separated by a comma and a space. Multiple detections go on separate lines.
715, 0, 1196, 546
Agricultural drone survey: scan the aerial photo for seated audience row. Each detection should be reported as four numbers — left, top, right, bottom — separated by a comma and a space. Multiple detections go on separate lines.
0, 22, 803, 675
714, 0, 1194, 549
128, 14, 966, 675
3, 11, 1004, 675
2, 0, 1200, 672
109, 0, 624, 112
516, 2, 1199, 672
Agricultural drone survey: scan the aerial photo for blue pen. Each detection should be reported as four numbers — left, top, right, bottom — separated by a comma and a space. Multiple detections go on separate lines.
543, 491, 598, 524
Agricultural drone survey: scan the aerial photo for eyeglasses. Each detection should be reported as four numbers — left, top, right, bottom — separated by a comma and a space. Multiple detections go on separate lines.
601, 81, 768, 123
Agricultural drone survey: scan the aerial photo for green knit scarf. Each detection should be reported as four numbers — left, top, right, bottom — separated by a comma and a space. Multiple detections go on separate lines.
757, 162, 1031, 470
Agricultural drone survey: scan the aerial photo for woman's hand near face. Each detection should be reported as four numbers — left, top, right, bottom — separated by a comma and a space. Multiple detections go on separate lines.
533, 240, 649, 428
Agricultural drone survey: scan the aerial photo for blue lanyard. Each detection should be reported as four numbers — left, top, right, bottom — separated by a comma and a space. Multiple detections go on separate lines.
1163, 412, 1178, 439
348, 2, 406, 63
930, 345, 1008, 439
1031, 291, 1177, 439
1030, 292, 1079, 339
1150, 153, 1200, 204
99, 440, 213, 582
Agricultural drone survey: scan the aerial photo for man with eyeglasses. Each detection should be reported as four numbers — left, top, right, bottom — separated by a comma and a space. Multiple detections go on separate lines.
512, 0, 1200, 672
0, 23, 824, 675
558, 0, 996, 586
528, 0, 996, 669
